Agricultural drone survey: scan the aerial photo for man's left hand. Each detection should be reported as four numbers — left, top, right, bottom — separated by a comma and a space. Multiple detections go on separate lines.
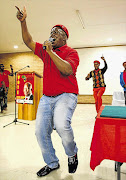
101, 56, 106, 61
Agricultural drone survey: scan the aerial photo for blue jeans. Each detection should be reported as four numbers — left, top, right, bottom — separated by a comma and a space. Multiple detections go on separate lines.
35, 93, 78, 168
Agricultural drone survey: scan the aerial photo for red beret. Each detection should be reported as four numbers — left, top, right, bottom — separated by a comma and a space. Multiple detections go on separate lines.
123, 62, 126, 66
52, 24, 69, 38
94, 60, 100, 65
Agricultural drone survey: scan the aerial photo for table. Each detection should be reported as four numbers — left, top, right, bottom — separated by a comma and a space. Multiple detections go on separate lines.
90, 106, 126, 180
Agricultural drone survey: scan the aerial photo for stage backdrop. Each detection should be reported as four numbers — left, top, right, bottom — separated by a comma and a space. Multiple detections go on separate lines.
16, 72, 34, 104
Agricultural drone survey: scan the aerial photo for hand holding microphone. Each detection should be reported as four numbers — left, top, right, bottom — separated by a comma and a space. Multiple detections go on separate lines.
43, 37, 56, 50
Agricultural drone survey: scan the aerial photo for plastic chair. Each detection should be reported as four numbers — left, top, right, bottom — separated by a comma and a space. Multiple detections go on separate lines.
112, 92, 125, 106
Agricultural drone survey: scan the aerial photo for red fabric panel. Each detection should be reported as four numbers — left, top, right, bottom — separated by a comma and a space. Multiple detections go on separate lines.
90, 106, 126, 170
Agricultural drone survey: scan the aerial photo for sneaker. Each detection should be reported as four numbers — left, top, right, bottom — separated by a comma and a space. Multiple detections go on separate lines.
68, 153, 78, 173
37, 164, 60, 177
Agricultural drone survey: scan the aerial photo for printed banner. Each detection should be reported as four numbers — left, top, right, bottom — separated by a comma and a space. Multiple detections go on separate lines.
16, 73, 34, 104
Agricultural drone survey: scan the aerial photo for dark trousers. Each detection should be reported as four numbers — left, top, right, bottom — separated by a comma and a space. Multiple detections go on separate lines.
0, 87, 4, 112
3, 87, 9, 108
124, 91, 126, 105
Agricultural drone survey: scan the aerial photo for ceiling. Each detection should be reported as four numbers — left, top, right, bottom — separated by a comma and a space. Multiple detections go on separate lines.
0, 0, 126, 54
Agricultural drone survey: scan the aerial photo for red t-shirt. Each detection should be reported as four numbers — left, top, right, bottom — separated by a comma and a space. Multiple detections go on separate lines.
3, 70, 10, 87
0, 74, 3, 87
35, 43, 79, 96
123, 71, 126, 84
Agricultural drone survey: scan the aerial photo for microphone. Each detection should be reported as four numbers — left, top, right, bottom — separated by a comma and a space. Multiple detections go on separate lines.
43, 37, 56, 50
27, 65, 30, 68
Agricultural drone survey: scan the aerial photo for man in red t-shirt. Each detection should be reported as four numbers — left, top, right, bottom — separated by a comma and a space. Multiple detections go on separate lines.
0, 73, 7, 113
16, 6, 79, 176
0, 64, 13, 110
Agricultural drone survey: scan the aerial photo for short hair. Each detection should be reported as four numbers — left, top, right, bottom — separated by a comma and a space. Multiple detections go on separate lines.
123, 62, 126, 66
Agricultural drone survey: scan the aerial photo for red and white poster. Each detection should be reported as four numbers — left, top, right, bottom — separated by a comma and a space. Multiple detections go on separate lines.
16, 73, 34, 104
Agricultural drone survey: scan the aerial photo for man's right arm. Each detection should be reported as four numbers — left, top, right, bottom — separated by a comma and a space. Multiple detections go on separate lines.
85, 72, 91, 80
16, 6, 35, 52
21, 20, 35, 52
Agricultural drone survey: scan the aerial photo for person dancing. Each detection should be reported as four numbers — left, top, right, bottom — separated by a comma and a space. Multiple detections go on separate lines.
16, 6, 79, 177
85, 56, 108, 113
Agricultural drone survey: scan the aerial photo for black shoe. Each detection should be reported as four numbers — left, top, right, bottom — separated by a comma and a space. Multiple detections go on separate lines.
68, 153, 78, 173
37, 164, 60, 177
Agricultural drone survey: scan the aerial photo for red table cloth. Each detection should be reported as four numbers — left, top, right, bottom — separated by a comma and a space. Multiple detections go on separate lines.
90, 106, 126, 171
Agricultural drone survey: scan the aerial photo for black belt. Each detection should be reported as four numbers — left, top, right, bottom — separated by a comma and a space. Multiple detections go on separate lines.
43, 93, 77, 98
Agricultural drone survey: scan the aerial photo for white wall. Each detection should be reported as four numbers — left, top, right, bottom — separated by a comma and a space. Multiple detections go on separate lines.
76, 46, 126, 95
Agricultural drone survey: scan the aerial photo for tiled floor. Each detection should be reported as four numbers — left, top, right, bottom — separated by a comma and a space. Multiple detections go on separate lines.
0, 102, 126, 180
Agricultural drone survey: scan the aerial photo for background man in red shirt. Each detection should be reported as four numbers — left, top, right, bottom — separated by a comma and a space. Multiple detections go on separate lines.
0, 64, 13, 110
16, 6, 79, 177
